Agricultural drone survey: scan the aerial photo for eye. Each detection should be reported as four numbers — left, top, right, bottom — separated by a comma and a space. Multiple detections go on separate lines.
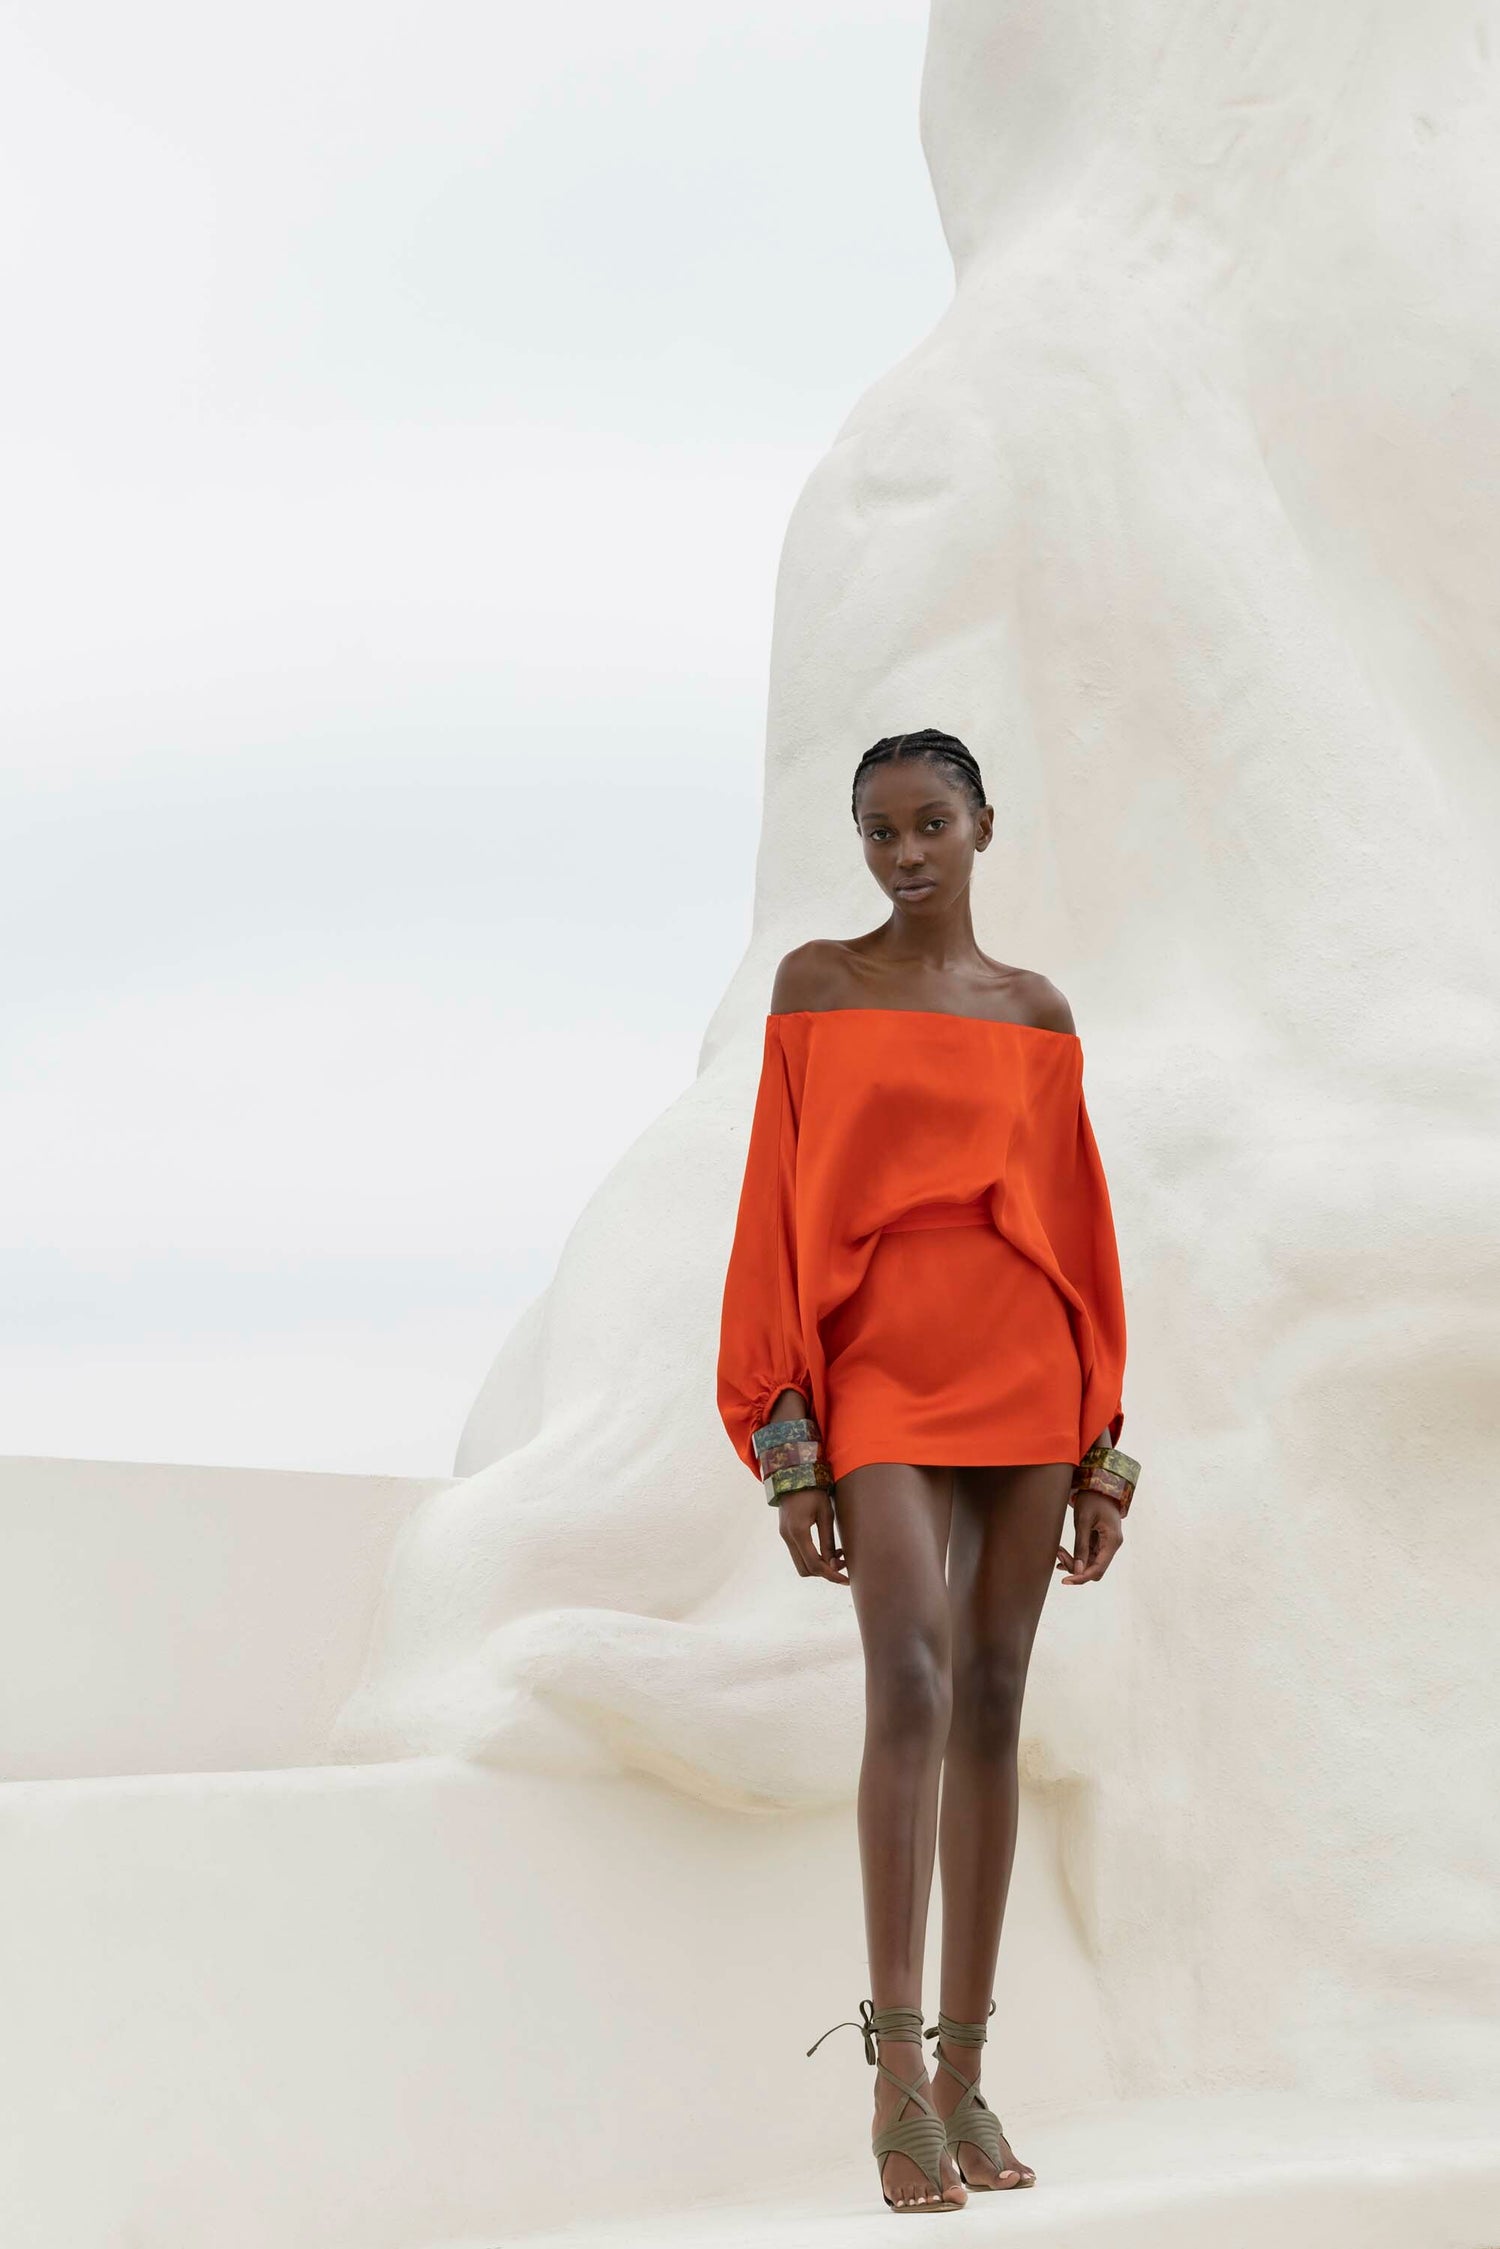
926, 819, 948, 833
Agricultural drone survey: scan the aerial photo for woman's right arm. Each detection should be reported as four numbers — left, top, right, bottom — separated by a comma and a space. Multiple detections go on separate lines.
715, 1009, 847, 1585
715, 1014, 815, 1478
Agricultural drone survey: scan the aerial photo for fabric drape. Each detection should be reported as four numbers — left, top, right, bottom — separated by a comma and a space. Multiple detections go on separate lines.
716, 1009, 1127, 1482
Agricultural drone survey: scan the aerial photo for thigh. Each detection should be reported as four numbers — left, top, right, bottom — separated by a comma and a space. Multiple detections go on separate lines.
835, 1460, 955, 1651
947, 1461, 1074, 1651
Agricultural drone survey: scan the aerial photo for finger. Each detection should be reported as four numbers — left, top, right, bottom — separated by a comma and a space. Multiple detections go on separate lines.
1059, 1523, 1092, 1583
791, 1523, 827, 1579
780, 1525, 810, 1575
817, 1509, 850, 1583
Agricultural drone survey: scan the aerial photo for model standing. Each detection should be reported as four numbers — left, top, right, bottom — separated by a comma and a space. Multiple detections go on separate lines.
717, 729, 1137, 2216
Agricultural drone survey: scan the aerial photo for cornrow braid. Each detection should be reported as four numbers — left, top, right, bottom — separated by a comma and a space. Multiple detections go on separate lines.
851, 728, 987, 825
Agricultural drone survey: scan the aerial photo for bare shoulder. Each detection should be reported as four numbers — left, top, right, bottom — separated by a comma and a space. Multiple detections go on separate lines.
769, 940, 857, 1016
1013, 968, 1076, 1035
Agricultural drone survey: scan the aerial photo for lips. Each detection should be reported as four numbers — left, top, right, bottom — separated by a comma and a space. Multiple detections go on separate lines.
895, 881, 936, 898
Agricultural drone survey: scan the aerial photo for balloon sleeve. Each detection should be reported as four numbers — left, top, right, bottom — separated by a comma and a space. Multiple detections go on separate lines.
716, 1016, 814, 1478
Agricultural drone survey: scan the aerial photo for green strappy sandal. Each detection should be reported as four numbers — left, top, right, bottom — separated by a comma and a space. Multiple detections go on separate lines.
807, 2000, 963, 2215
923, 2002, 1035, 2190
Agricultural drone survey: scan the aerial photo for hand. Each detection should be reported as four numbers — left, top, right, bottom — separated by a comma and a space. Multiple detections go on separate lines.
1055, 1492, 1123, 1585
777, 1485, 849, 1585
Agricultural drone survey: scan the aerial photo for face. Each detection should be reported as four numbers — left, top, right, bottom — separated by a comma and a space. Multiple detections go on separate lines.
854, 758, 991, 910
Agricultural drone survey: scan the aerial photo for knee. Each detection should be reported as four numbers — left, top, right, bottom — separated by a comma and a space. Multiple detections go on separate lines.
866, 1632, 952, 1752
951, 1643, 1027, 1759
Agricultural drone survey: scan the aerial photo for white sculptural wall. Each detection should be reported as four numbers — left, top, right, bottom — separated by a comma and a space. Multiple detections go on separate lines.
336, 0, 1500, 2102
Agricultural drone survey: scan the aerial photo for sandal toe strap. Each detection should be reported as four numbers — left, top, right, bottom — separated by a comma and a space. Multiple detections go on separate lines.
873, 2111, 950, 2188
945, 2089, 1006, 2164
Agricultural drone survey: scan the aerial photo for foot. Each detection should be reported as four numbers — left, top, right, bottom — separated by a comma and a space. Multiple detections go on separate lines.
928, 2039, 1034, 2189
871, 2037, 968, 2211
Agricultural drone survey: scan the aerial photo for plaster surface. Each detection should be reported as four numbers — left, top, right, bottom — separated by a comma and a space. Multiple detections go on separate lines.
0, 1757, 1088, 2246
504, 2111, 1500, 2249
333, 0, 1500, 2121
2, 1753, 1494, 2249
0, 1457, 440, 1780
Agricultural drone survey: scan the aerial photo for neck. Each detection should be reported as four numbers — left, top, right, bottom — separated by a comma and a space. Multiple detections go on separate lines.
879, 890, 982, 969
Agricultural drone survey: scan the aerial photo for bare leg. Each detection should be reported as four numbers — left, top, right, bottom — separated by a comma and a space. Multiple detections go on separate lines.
835, 1459, 966, 2212
932, 1459, 1074, 2187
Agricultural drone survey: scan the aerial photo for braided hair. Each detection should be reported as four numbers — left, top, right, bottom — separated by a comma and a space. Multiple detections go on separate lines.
851, 728, 987, 826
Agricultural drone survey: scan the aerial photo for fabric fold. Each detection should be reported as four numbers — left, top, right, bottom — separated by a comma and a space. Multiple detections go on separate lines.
716, 1008, 1127, 1483
716, 1016, 815, 1473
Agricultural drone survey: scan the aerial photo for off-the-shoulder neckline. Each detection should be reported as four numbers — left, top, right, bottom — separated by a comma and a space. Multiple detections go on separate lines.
769, 1007, 1079, 1042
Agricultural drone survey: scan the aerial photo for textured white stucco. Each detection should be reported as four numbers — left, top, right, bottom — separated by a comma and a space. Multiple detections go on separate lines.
335, 0, 1500, 2108
0, 1457, 440, 1781
9, 1752, 1497, 2246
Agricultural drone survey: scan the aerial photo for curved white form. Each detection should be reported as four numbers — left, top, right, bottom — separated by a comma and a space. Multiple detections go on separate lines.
335, 0, 1500, 2098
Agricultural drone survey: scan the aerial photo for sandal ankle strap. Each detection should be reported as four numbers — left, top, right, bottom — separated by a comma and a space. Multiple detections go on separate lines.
807, 1997, 926, 2066
924, 1999, 997, 2048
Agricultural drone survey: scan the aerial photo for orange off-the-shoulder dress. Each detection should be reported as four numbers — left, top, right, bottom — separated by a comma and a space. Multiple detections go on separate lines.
716, 1008, 1127, 1486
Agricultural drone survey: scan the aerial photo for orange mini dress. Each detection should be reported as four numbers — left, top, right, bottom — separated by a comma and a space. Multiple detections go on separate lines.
716, 1008, 1127, 1486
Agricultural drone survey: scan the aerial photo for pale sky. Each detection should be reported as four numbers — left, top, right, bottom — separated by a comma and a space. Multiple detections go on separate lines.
1, 0, 951, 1473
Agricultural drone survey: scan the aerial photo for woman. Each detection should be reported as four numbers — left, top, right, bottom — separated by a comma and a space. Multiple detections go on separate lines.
716, 728, 1136, 2216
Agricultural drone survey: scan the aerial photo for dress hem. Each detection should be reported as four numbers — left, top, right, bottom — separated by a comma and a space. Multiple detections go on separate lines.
829, 1438, 1082, 1482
